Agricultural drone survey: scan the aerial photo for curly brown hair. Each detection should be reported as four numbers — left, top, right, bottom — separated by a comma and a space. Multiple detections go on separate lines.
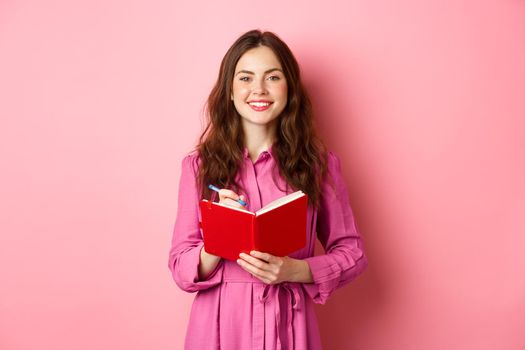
193, 29, 329, 209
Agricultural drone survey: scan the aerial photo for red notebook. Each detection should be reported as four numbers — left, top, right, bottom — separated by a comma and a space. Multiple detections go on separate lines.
199, 190, 308, 261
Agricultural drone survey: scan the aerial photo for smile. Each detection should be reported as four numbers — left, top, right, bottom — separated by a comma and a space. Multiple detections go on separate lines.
248, 101, 273, 111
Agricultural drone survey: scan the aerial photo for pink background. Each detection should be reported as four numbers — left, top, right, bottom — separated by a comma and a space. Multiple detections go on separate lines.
1, 0, 524, 349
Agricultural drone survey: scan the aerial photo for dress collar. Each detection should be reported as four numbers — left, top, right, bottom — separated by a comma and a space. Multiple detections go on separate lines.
242, 143, 275, 160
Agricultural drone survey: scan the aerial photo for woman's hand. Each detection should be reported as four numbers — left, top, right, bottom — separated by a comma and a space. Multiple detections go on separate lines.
236, 250, 314, 284
217, 188, 246, 209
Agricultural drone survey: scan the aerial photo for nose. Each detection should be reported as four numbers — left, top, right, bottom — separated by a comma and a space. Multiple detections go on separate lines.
251, 78, 268, 95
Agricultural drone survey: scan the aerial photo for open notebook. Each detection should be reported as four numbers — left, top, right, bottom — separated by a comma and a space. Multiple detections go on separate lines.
199, 191, 308, 260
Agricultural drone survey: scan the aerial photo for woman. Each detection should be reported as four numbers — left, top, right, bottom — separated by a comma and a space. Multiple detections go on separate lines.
168, 29, 368, 350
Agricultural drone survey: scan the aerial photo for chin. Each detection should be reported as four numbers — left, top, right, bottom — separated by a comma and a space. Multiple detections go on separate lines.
242, 116, 279, 127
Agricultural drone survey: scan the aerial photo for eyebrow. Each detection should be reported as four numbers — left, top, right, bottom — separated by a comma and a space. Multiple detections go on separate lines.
235, 68, 283, 76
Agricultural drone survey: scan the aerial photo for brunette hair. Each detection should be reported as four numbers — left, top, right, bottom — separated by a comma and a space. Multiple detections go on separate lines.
193, 29, 329, 209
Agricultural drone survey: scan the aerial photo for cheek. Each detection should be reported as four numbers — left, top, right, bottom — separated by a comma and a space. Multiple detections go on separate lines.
277, 85, 288, 104
232, 84, 249, 98
276, 82, 288, 99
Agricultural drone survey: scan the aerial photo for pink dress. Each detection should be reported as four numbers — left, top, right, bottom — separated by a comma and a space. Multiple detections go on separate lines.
168, 145, 368, 349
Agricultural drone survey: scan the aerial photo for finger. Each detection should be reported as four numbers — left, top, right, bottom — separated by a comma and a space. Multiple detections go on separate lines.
239, 252, 273, 272
249, 251, 280, 265
222, 197, 245, 209
218, 189, 240, 201
237, 258, 272, 281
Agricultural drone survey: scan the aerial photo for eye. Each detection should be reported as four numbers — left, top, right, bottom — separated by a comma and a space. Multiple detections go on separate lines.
239, 76, 250, 82
267, 75, 280, 81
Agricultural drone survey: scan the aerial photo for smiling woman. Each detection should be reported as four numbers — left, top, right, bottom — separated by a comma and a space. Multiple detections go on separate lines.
168, 29, 368, 350
231, 48, 288, 129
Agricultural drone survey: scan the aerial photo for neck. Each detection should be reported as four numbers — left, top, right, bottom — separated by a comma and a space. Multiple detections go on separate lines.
242, 120, 277, 161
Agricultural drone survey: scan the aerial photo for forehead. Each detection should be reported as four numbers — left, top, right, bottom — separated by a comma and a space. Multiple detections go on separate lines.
235, 46, 282, 71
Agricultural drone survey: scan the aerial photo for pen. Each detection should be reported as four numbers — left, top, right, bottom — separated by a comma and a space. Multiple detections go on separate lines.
208, 184, 247, 206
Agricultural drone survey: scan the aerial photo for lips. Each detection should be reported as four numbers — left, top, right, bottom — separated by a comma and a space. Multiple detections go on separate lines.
248, 100, 273, 112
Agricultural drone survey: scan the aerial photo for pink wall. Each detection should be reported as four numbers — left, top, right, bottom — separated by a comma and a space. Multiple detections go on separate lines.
1, 0, 524, 349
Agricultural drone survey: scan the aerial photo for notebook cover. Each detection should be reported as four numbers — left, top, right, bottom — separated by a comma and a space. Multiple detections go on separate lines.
199, 200, 255, 261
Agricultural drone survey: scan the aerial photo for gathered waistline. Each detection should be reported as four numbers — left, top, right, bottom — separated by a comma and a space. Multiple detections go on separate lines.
222, 277, 266, 283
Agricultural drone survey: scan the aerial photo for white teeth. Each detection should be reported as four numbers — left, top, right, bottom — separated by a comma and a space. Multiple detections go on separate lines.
249, 102, 271, 107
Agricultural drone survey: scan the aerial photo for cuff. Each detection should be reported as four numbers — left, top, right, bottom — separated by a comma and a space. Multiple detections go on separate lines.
301, 255, 342, 304
174, 242, 224, 292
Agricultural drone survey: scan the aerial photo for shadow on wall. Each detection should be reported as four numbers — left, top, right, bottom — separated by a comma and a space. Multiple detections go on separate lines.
301, 44, 389, 349
313, 234, 385, 349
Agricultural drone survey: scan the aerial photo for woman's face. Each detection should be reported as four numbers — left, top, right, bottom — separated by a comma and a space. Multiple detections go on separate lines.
231, 46, 288, 130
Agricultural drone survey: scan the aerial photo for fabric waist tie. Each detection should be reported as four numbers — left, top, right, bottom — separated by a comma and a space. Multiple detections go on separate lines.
222, 263, 302, 350
259, 282, 301, 350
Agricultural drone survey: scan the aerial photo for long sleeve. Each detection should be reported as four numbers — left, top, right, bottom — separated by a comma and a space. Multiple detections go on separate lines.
168, 153, 224, 293
302, 151, 368, 304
